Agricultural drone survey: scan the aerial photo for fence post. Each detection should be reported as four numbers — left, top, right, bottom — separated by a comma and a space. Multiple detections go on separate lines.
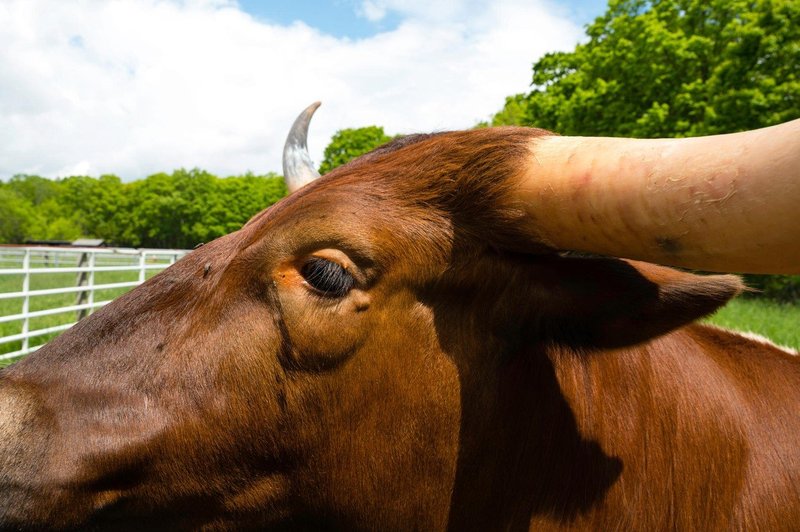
75, 251, 90, 320
138, 252, 146, 284
21, 249, 30, 355
87, 251, 96, 316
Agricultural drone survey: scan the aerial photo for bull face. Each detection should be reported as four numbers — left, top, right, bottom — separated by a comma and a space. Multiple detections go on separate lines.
0, 116, 744, 530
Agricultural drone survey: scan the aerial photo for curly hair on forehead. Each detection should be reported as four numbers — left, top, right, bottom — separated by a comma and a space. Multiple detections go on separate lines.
313, 127, 554, 255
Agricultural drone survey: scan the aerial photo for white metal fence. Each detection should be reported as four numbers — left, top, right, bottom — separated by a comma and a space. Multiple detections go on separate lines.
0, 246, 188, 362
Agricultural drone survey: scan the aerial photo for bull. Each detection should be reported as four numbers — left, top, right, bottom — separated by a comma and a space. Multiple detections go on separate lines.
1, 103, 799, 530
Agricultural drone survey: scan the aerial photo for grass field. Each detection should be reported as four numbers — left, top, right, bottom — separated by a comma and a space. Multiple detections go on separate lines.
1, 275, 798, 368
705, 298, 800, 350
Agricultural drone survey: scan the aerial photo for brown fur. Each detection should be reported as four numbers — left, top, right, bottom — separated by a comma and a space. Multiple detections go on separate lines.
0, 127, 798, 530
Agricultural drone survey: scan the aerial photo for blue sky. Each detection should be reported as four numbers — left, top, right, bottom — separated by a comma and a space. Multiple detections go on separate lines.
238, 0, 609, 39
1, 0, 604, 179
238, 0, 403, 39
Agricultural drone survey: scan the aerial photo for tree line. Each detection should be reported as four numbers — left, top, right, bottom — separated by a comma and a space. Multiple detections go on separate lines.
0, 171, 287, 249
0, 126, 396, 250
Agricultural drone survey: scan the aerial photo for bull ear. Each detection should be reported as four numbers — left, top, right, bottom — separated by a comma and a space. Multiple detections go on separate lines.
531, 256, 744, 349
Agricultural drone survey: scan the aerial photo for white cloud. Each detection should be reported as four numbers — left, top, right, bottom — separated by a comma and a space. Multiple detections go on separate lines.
357, 1, 387, 22
0, 0, 583, 180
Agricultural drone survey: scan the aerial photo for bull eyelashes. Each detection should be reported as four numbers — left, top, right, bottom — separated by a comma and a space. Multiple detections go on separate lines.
301, 257, 355, 298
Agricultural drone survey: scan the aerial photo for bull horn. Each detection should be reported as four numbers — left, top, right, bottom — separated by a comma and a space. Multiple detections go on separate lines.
517, 119, 800, 274
283, 101, 322, 193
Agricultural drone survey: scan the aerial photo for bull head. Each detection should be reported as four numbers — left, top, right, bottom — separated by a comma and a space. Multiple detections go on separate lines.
0, 105, 798, 530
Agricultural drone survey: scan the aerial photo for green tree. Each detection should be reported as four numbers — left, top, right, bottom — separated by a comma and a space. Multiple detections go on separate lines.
0, 171, 290, 248
122, 170, 205, 249
43, 217, 83, 241
117, 169, 287, 249
490, 94, 531, 127
211, 173, 287, 236
494, 0, 800, 136
57, 175, 128, 243
0, 189, 43, 243
6, 174, 59, 206
319, 126, 396, 174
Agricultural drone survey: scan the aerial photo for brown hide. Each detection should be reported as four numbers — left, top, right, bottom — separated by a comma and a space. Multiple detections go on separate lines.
0, 127, 798, 530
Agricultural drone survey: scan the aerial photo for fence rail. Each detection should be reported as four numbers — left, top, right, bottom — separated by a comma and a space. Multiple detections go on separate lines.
0, 246, 188, 362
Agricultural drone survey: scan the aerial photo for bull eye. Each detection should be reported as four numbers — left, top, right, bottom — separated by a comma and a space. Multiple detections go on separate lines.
300, 257, 354, 297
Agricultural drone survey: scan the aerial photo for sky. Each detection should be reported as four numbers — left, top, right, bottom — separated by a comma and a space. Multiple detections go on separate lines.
0, 0, 608, 180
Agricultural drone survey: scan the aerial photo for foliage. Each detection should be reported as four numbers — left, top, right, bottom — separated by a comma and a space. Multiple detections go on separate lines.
0, 188, 41, 243
490, 94, 531, 127
319, 126, 396, 174
0, 171, 286, 249
493, 0, 800, 135
742, 274, 800, 302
